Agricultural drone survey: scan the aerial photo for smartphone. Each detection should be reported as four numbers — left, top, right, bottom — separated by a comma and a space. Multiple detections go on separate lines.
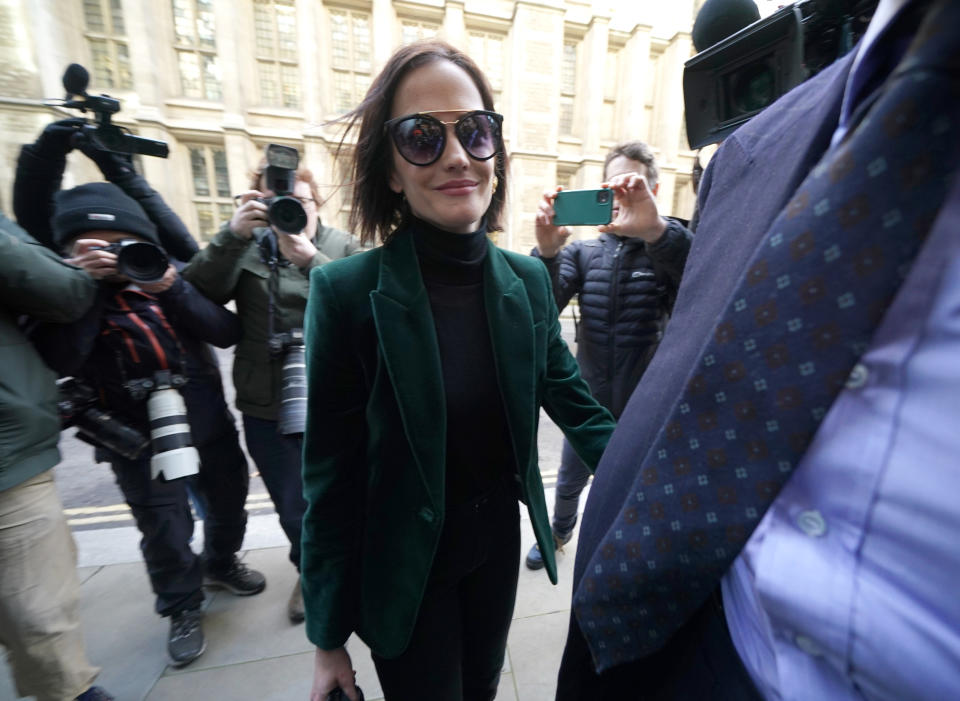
552, 188, 613, 227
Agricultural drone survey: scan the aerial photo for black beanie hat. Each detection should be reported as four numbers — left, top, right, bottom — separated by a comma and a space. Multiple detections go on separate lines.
52, 182, 160, 250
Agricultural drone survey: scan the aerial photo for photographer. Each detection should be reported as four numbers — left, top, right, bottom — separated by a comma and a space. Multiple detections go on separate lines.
14, 122, 267, 660
525, 141, 692, 572
26, 182, 263, 668
0, 213, 113, 701
182, 152, 361, 623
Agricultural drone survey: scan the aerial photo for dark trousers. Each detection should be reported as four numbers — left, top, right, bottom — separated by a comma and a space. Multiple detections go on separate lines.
556, 590, 762, 701
110, 456, 204, 617
181, 371, 250, 570
552, 439, 591, 537
242, 414, 306, 569
372, 480, 521, 701
106, 373, 250, 616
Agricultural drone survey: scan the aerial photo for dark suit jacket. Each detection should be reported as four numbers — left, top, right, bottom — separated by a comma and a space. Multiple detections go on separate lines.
571, 50, 859, 656
301, 227, 616, 657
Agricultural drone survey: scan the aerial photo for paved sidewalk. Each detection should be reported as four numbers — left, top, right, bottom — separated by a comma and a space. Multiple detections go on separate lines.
0, 483, 589, 701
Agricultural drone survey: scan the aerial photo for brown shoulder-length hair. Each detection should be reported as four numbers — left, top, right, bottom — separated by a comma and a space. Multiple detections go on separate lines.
336, 40, 508, 246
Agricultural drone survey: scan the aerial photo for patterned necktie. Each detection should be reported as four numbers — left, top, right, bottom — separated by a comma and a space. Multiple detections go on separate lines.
574, 0, 960, 672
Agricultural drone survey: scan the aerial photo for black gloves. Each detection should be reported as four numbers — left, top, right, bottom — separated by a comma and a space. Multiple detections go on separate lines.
32, 118, 86, 160
78, 136, 136, 180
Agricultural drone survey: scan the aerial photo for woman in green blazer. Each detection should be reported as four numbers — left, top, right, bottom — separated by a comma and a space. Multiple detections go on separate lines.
302, 41, 616, 701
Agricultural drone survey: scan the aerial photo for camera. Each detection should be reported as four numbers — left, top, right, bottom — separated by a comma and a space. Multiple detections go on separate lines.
57, 377, 150, 460
269, 328, 307, 435
683, 0, 876, 148
260, 143, 307, 234
45, 63, 169, 158
91, 240, 169, 283
125, 370, 200, 480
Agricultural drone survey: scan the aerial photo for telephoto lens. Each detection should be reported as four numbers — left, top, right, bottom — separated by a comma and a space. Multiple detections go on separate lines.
147, 383, 200, 480
278, 344, 308, 435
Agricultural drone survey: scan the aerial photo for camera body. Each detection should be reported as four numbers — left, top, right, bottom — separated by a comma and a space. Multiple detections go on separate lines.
268, 328, 307, 435
267, 328, 305, 359
261, 143, 307, 235
91, 240, 169, 283
125, 370, 200, 480
48, 63, 169, 158
57, 377, 149, 460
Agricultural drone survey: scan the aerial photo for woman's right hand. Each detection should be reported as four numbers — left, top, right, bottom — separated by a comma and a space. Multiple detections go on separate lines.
310, 646, 359, 701
534, 188, 572, 258
230, 190, 269, 240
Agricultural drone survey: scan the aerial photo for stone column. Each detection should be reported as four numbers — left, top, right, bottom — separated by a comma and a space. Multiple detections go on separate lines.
503, 0, 565, 252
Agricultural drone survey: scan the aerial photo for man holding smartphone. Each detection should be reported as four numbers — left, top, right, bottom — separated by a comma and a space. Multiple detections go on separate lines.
527, 141, 692, 570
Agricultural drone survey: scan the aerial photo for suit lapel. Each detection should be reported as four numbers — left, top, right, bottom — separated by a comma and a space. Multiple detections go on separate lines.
370, 230, 446, 509
483, 246, 536, 477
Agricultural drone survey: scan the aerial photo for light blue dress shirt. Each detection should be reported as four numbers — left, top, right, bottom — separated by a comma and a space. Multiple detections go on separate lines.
722, 4, 960, 698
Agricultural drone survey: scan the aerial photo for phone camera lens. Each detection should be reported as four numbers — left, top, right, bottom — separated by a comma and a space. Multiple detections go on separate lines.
597, 190, 611, 204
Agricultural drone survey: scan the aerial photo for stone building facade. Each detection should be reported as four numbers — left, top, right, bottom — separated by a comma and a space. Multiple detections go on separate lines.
0, 0, 700, 252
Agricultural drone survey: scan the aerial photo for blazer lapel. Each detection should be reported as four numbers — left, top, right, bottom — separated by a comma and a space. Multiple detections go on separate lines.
483, 246, 536, 475
370, 230, 446, 510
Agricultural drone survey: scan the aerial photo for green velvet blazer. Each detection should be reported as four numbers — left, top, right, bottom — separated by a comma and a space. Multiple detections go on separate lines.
300, 227, 616, 658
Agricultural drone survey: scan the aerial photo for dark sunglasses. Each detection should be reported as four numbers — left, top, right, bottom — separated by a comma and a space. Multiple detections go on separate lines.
385, 110, 503, 166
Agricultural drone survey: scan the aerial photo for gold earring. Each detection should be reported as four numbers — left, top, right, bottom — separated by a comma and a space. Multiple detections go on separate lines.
492, 176, 499, 192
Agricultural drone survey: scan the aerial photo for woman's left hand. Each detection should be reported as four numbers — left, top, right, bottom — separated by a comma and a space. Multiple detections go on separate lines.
276, 231, 318, 268
599, 172, 667, 244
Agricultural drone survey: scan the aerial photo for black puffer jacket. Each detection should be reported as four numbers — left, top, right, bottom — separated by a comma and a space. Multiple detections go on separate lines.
533, 219, 692, 417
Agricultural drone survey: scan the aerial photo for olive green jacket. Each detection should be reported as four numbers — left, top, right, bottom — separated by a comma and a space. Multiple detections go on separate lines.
300, 228, 616, 657
182, 222, 361, 420
0, 214, 96, 492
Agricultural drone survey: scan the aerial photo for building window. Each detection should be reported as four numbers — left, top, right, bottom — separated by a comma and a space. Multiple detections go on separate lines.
82, 0, 133, 90
329, 8, 372, 114
400, 20, 438, 45
559, 40, 578, 136
188, 145, 233, 242
468, 31, 505, 107
254, 0, 301, 108
172, 0, 221, 100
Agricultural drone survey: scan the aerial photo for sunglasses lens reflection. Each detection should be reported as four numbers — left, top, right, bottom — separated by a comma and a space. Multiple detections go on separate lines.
393, 116, 445, 165
456, 114, 498, 161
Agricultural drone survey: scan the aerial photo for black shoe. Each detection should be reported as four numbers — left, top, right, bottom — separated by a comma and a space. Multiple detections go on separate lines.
76, 687, 115, 701
203, 557, 266, 596
168, 608, 206, 667
524, 530, 573, 570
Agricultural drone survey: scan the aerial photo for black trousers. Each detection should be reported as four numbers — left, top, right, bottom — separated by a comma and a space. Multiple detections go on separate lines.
242, 414, 306, 569
181, 369, 250, 570
372, 479, 521, 701
106, 372, 250, 617
556, 589, 762, 701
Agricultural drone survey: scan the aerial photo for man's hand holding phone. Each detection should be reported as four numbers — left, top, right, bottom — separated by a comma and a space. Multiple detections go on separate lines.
599, 172, 667, 243
534, 187, 572, 258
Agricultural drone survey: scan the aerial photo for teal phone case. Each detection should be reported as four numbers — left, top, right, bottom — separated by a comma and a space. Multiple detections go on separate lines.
552, 188, 613, 226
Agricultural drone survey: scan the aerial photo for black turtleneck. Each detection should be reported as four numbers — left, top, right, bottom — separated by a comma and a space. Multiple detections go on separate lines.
411, 218, 516, 509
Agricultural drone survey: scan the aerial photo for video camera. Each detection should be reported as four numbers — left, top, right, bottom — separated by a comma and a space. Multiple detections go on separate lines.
45, 63, 169, 158
683, 0, 877, 149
